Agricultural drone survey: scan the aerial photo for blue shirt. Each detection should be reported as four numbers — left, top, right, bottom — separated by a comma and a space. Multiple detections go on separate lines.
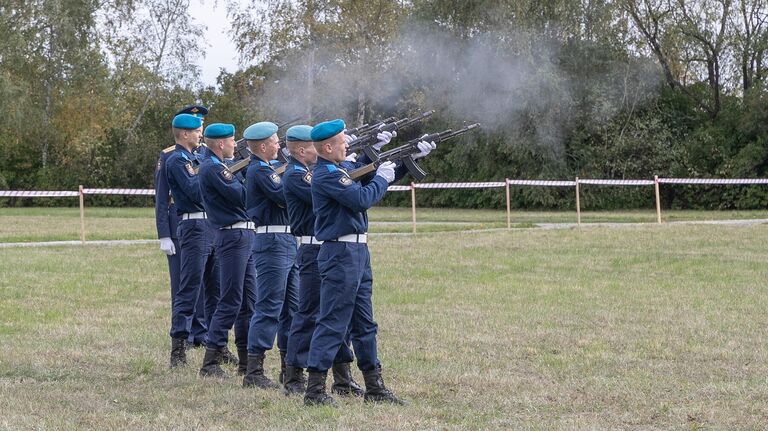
166, 145, 205, 215
311, 157, 389, 241
282, 162, 315, 236
199, 153, 249, 228
245, 155, 288, 226
154, 149, 180, 239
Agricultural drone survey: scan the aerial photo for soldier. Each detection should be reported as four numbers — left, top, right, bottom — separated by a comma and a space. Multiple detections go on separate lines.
197, 123, 257, 378
282, 125, 394, 396
164, 113, 220, 368
155, 104, 212, 349
302, 119, 434, 407
241, 122, 299, 389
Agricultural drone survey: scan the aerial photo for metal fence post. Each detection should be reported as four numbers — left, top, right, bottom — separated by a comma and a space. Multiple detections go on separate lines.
79, 185, 85, 243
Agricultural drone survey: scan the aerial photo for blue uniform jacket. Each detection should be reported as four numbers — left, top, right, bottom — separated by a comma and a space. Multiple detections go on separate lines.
166, 145, 205, 215
199, 153, 249, 229
282, 162, 315, 237
245, 156, 289, 226
311, 156, 389, 241
154, 149, 180, 239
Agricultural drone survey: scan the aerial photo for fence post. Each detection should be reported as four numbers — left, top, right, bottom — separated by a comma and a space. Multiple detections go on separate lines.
575, 177, 581, 226
654, 175, 662, 224
79, 185, 85, 244
505, 178, 511, 229
410, 182, 416, 234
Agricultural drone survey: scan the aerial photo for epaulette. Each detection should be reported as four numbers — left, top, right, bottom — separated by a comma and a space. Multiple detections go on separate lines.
162, 145, 175, 154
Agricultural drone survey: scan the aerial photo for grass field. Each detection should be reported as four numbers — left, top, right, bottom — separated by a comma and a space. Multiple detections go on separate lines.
1, 214, 767, 429
1, 206, 768, 242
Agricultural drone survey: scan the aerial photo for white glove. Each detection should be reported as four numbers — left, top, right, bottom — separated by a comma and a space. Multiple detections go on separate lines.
373, 131, 396, 150
344, 134, 358, 145
413, 138, 436, 159
159, 237, 176, 255
344, 152, 358, 162
375, 161, 396, 183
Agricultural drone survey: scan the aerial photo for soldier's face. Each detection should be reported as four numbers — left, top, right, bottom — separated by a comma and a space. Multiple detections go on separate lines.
221, 137, 236, 159
326, 133, 347, 163
264, 134, 280, 160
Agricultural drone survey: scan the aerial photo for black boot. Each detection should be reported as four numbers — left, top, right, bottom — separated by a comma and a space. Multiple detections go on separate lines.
242, 353, 279, 389
237, 348, 248, 375
199, 348, 227, 378
362, 366, 406, 405
220, 346, 238, 365
282, 365, 307, 396
303, 370, 337, 407
279, 351, 287, 384
169, 337, 187, 368
331, 362, 364, 397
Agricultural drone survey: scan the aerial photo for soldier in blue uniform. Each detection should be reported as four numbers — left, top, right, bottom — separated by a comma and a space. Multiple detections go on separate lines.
303, 119, 435, 407
165, 114, 221, 368
155, 104, 212, 350
197, 123, 257, 378
282, 125, 396, 396
241, 122, 299, 389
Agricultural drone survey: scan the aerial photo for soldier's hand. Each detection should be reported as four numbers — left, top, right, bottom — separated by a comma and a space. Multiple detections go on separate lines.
344, 152, 358, 162
375, 161, 396, 183
374, 131, 395, 150
344, 133, 358, 145
413, 137, 436, 159
159, 237, 176, 255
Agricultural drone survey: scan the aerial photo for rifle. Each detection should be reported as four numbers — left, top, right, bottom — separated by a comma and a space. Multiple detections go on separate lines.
348, 123, 480, 181
345, 117, 396, 137
347, 110, 435, 156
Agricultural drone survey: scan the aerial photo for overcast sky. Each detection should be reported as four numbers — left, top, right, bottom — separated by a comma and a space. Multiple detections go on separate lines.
188, 1, 240, 87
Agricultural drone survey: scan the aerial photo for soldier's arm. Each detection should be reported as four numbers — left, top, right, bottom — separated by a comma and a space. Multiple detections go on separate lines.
318, 168, 388, 213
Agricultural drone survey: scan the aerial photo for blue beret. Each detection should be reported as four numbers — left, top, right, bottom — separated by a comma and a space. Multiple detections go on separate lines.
172, 114, 202, 129
203, 123, 235, 138
175, 104, 208, 118
311, 119, 345, 141
243, 122, 279, 141
286, 125, 313, 142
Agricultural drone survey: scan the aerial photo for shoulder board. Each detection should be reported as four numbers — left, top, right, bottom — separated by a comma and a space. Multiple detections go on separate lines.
325, 164, 338, 173
162, 145, 175, 154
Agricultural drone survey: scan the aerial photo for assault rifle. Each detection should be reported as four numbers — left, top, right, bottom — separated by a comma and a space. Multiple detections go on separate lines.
344, 117, 396, 137
349, 123, 480, 181
346, 110, 435, 155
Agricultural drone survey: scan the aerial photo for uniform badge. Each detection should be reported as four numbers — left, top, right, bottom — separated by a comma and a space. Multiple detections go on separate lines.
185, 163, 196, 176
302, 172, 312, 184
220, 169, 233, 181
270, 172, 281, 184
339, 175, 352, 186
156, 158, 162, 172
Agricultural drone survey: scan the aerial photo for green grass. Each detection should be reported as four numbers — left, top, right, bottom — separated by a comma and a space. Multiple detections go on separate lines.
1, 224, 767, 429
1, 207, 768, 242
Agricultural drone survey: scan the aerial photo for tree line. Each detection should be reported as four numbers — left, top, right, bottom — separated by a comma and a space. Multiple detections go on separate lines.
1, 0, 767, 210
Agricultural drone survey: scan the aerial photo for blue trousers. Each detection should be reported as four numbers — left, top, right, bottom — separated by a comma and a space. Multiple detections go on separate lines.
169, 219, 219, 341
247, 233, 299, 355
307, 242, 379, 372
206, 228, 256, 350
285, 244, 354, 368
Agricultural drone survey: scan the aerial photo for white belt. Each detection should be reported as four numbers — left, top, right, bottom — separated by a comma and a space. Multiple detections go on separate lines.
221, 221, 255, 230
299, 236, 323, 245
181, 212, 207, 220
333, 233, 367, 243
255, 225, 291, 234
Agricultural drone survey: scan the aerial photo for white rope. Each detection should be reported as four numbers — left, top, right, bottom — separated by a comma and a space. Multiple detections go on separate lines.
507, 180, 577, 187
579, 179, 655, 186
415, 182, 506, 189
0, 190, 79, 197
82, 188, 155, 195
658, 178, 768, 185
